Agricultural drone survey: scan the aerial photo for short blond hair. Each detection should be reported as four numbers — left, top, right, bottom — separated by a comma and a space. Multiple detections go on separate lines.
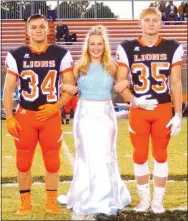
27, 14, 48, 24
139, 7, 162, 21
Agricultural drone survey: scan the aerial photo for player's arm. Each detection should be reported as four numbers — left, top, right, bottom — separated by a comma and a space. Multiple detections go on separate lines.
57, 69, 75, 107
56, 50, 76, 107
169, 43, 184, 115
61, 83, 78, 95
3, 73, 22, 137
111, 61, 129, 93
3, 73, 17, 117
72, 60, 81, 79
115, 45, 134, 101
170, 65, 182, 114
116, 64, 134, 101
3, 52, 23, 137
59, 61, 80, 95
166, 44, 184, 136
166, 65, 182, 136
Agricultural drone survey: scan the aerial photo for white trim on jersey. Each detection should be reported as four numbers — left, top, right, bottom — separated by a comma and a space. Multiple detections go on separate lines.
116, 45, 129, 68
172, 44, 184, 65
5, 52, 19, 76
116, 45, 133, 85
60, 50, 73, 73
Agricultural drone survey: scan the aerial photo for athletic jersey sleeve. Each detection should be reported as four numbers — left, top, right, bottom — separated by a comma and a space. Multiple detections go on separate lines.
116, 45, 129, 69
60, 50, 73, 75
172, 44, 184, 67
5, 52, 19, 78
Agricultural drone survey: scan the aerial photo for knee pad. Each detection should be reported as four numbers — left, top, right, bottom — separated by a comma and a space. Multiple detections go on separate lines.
16, 149, 34, 172
43, 150, 60, 173
134, 162, 149, 176
153, 159, 168, 178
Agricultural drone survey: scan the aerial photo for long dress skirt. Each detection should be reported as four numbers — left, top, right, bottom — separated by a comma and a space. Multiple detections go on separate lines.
67, 99, 131, 215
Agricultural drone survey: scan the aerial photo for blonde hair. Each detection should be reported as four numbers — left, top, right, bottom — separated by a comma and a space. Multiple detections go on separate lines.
139, 7, 162, 21
79, 25, 113, 75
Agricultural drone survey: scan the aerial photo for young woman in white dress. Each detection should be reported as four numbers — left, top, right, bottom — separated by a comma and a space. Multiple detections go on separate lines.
58, 25, 131, 220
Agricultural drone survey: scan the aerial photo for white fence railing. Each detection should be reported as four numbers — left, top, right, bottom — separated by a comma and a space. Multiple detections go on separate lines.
1, 0, 122, 19
1, 0, 185, 20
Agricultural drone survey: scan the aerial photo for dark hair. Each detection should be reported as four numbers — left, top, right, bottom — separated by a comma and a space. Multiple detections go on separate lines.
27, 14, 48, 24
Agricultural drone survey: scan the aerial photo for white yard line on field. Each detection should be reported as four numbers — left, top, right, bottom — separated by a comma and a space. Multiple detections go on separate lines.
1, 182, 187, 212
63, 131, 73, 135
62, 139, 75, 168
2, 180, 186, 186
170, 206, 187, 211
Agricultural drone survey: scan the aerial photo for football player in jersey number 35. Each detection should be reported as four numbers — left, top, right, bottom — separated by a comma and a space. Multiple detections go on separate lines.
3, 14, 75, 215
115, 7, 184, 213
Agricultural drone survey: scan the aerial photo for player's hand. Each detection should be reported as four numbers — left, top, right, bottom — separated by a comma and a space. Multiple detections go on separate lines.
6, 116, 23, 138
114, 80, 129, 93
60, 83, 78, 95
131, 94, 158, 110
166, 113, 182, 136
36, 103, 60, 121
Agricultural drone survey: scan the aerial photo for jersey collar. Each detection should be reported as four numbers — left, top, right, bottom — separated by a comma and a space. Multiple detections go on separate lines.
28, 44, 50, 54
137, 36, 162, 47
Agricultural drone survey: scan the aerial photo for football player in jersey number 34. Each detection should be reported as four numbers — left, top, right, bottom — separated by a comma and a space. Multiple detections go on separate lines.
115, 7, 184, 214
3, 14, 75, 215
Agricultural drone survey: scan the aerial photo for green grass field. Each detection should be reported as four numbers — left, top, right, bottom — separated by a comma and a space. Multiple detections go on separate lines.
1, 118, 187, 221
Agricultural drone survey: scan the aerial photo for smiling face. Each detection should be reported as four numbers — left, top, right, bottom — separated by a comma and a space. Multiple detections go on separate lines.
27, 18, 48, 44
140, 13, 162, 36
88, 35, 105, 62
